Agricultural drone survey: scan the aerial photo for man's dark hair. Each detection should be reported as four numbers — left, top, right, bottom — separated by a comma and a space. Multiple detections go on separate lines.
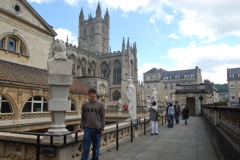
88, 88, 97, 94
152, 101, 156, 106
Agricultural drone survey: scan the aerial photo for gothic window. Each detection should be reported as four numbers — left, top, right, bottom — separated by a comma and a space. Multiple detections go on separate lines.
113, 60, 121, 84
22, 96, 48, 112
91, 61, 96, 75
81, 58, 87, 76
0, 35, 27, 56
112, 90, 121, 100
130, 60, 134, 77
0, 95, 13, 113
68, 97, 76, 111
83, 29, 87, 36
101, 62, 108, 78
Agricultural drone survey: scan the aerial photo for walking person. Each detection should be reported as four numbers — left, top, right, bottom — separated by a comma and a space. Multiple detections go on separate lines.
148, 101, 159, 135
166, 103, 170, 127
182, 105, 189, 125
80, 88, 105, 160
174, 101, 181, 124
167, 103, 175, 128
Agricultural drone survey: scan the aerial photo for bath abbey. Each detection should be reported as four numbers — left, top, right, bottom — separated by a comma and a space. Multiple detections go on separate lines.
66, 2, 140, 106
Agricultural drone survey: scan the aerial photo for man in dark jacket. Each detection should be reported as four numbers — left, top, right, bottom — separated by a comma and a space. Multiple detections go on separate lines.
174, 101, 181, 124
182, 105, 189, 125
166, 103, 170, 127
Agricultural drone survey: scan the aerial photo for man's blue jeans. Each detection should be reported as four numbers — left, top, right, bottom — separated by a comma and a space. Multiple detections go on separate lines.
175, 115, 179, 124
82, 128, 101, 160
168, 114, 174, 127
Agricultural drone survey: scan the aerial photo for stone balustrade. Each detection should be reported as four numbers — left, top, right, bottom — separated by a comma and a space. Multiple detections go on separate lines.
203, 105, 240, 160
0, 116, 161, 160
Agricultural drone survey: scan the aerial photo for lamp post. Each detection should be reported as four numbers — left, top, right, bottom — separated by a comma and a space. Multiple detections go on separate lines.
199, 95, 204, 116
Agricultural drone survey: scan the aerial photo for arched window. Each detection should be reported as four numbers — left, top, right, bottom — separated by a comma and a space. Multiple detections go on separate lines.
101, 62, 108, 78
0, 95, 13, 113
0, 35, 27, 56
112, 90, 121, 100
130, 60, 134, 78
68, 97, 76, 111
81, 58, 87, 76
113, 60, 121, 84
91, 61, 96, 76
23, 96, 48, 112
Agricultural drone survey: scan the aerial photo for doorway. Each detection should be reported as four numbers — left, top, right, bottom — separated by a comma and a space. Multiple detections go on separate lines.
186, 97, 195, 116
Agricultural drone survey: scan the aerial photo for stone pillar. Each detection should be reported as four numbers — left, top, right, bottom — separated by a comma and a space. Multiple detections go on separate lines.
47, 59, 73, 134
44, 39, 73, 142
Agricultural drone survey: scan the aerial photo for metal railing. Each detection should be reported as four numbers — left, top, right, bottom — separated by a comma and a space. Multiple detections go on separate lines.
0, 117, 153, 160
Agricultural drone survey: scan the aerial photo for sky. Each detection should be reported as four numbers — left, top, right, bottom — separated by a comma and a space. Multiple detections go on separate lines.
27, 0, 240, 84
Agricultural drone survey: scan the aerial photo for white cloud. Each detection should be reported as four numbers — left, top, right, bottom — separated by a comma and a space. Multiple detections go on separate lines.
64, 0, 79, 6
165, 43, 240, 84
169, 0, 240, 42
54, 28, 78, 46
27, 0, 54, 3
168, 33, 180, 39
164, 14, 174, 24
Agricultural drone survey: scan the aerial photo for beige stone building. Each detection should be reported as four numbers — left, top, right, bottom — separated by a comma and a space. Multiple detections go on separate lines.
227, 67, 240, 106
143, 66, 203, 106
143, 66, 219, 115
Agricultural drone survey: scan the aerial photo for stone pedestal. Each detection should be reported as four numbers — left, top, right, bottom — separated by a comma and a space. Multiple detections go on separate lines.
44, 57, 73, 142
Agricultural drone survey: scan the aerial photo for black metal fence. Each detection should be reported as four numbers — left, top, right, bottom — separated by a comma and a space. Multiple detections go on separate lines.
0, 117, 151, 160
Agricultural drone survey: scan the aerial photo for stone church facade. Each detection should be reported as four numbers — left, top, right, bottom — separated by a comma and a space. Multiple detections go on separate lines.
66, 3, 139, 106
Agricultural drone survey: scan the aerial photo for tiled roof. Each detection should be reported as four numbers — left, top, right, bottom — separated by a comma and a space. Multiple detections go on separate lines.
0, 60, 88, 93
161, 69, 196, 78
144, 68, 159, 74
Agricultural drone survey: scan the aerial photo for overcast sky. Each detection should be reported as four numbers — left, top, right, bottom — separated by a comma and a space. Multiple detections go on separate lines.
28, 0, 240, 84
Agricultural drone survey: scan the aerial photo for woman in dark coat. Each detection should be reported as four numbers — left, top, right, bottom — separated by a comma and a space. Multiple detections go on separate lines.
182, 105, 189, 125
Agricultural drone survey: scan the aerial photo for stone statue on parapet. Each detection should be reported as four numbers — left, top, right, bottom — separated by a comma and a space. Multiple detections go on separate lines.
164, 93, 168, 104
53, 39, 67, 60
146, 95, 151, 111
152, 87, 158, 104
126, 77, 137, 119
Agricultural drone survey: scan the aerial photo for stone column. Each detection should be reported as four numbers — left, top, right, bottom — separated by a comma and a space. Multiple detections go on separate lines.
44, 39, 73, 142
47, 59, 73, 133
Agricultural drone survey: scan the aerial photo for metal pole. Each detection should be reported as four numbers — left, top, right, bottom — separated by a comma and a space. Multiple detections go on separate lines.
116, 123, 119, 150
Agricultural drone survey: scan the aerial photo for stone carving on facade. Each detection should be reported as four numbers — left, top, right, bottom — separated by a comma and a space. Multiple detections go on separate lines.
152, 87, 158, 104
146, 95, 151, 111
164, 93, 168, 104
53, 39, 67, 60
